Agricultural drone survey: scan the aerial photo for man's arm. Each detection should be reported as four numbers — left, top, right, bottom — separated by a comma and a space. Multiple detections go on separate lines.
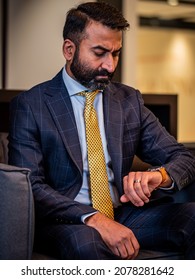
8, 93, 95, 224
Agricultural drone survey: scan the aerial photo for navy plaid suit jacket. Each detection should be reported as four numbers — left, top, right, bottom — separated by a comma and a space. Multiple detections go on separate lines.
8, 70, 195, 224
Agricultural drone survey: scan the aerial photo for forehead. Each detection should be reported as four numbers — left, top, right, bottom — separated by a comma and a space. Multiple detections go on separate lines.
81, 20, 122, 50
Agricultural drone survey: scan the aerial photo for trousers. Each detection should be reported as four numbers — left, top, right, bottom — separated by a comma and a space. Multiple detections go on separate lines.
34, 202, 195, 259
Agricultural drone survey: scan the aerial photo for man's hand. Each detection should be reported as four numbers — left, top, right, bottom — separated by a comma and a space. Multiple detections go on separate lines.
121, 171, 172, 207
85, 212, 140, 259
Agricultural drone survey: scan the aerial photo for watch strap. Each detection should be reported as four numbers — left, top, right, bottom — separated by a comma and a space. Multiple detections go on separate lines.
148, 166, 167, 185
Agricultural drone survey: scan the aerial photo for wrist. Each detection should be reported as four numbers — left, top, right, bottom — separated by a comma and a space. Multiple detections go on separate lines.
148, 166, 172, 188
81, 211, 98, 224
85, 211, 102, 226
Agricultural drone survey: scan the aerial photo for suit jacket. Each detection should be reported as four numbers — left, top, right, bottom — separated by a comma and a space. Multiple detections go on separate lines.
8, 70, 195, 224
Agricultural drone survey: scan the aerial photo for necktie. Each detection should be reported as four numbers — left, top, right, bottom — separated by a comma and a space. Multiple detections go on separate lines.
79, 90, 114, 219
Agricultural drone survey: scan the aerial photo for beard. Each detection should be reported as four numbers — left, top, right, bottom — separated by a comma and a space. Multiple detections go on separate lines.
70, 48, 114, 91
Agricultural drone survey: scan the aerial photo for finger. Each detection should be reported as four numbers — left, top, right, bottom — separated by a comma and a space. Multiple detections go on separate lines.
116, 244, 129, 259
111, 246, 121, 258
123, 173, 147, 206
133, 175, 150, 203
124, 172, 151, 205
124, 172, 151, 199
109, 243, 130, 260
120, 193, 130, 203
130, 236, 140, 259
118, 240, 139, 260
123, 175, 143, 206
139, 173, 151, 198
116, 241, 135, 260
105, 239, 121, 258
126, 234, 140, 260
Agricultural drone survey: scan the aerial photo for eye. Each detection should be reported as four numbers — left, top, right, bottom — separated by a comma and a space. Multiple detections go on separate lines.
94, 51, 105, 57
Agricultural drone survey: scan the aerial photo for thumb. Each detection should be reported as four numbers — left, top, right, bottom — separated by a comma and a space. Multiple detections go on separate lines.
120, 194, 130, 203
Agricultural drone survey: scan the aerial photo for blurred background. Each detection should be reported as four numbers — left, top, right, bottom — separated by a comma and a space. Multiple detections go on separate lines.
1, 0, 195, 143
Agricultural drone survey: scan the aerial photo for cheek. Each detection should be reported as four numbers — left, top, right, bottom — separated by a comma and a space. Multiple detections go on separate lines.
80, 49, 101, 65
82, 57, 101, 72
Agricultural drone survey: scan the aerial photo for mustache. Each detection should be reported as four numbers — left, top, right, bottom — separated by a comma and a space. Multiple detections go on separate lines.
94, 69, 113, 78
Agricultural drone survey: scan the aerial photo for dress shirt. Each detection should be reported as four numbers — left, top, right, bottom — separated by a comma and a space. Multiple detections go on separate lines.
62, 66, 121, 208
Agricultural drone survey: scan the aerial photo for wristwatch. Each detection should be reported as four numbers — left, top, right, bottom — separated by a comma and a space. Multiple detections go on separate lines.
148, 166, 175, 190
149, 167, 167, 184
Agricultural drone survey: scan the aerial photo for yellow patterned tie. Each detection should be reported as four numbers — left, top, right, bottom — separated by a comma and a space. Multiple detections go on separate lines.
79, 90, 114, 219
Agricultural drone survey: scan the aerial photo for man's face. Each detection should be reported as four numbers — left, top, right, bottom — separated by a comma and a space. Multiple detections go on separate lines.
70, 47, 114, 90
68, 21, 122, 90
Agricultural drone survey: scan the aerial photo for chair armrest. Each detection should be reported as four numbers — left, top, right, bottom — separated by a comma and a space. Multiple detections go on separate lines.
0, 163, 34, 259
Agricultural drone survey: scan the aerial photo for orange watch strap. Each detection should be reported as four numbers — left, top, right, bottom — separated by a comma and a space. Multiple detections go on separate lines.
157, 167, 167, 185
148, 167, 167, 185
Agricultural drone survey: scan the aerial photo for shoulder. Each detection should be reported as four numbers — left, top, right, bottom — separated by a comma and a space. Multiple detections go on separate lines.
11, 70, 64, 104
105, 81, 144, 105
108, 81, 137, 92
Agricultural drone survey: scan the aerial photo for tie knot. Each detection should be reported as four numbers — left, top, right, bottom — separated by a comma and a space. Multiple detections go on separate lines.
78, 90, 99, 105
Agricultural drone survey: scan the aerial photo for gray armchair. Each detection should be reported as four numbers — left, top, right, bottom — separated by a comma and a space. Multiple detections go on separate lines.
0, 163, 34, 259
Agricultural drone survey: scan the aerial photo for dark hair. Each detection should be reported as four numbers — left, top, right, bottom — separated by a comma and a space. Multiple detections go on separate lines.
63, 1, 130, 44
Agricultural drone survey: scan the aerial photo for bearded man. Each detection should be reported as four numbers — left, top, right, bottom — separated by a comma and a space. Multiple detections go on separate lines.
8, 2, 195, 260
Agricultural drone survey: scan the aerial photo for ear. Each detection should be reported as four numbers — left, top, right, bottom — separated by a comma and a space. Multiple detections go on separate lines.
62, 39, 76, 61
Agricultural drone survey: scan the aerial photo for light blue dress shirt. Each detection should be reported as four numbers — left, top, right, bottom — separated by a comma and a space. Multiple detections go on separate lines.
62, 66, 121, 208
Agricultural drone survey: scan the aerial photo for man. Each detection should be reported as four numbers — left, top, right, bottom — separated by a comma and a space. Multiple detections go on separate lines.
8, 2, 195, 259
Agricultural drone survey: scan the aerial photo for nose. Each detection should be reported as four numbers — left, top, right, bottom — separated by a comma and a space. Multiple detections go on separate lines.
101, 54, 116, 73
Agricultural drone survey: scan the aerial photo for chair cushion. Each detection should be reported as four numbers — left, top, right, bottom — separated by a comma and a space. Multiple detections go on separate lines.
0, 163, 34, 259
136, 249, 183, 260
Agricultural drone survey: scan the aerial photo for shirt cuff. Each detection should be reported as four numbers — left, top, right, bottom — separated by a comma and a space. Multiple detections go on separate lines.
159, 180, 175, 190
81, 211, 98, 223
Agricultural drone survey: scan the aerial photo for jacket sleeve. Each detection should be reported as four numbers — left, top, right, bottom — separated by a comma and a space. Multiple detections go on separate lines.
136, 90, 195, 190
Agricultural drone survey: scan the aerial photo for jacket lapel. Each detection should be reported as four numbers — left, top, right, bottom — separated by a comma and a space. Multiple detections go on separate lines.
43, 71, 83, 174
103, 84, 123, 192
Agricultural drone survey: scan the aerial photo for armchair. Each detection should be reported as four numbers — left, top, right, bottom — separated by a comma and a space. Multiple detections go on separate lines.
0, 162, 34, 259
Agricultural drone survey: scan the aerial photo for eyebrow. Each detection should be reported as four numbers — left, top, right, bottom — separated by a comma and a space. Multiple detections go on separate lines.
92, 45, 122, 53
